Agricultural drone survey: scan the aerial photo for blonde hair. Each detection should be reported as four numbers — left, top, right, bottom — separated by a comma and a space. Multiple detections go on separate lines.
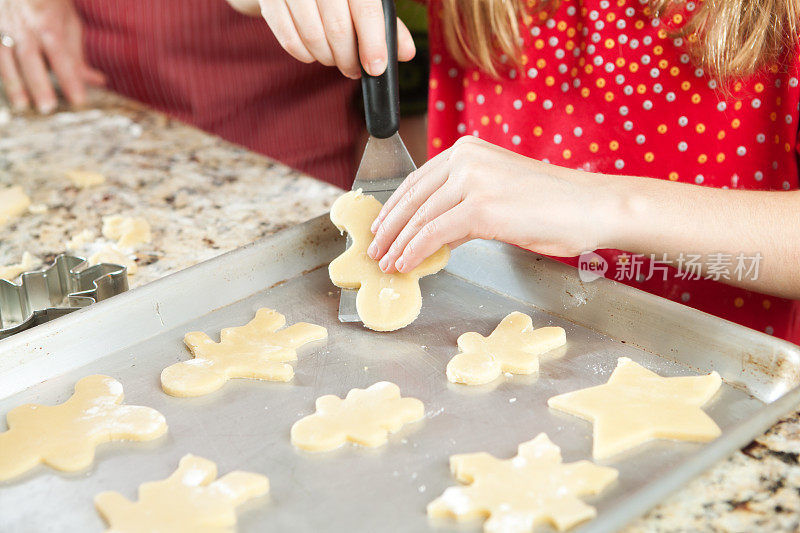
441, 0, 800, 80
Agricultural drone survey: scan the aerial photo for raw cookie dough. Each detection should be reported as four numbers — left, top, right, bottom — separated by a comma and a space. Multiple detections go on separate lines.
66, 169, 106, 188
428, 433, 618, 532
547, 357, 722, 460
90, 245, 138, 275
0, 185, 31, 226
161, 308, 328, 397
328, 190, 450, 331
95, 454, 268, 533
291, 381, 424, 451
0, 251, 38, 280
447, 312, 566, 385
0, 375, 167, 481
102, 215, 152, 249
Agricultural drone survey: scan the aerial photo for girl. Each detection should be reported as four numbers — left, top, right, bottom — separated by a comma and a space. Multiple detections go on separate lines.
257, 0, 800, 342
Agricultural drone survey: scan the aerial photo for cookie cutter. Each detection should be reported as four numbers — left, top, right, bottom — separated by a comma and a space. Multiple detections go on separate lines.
0, 254, 128, 340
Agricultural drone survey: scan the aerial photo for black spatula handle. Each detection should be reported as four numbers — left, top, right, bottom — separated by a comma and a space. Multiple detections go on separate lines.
360, 0, 400, 139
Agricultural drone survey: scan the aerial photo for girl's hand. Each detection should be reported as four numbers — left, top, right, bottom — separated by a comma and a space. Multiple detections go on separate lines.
258, 0, 415, 79
0, 0, 105, 113
367, 136, 616, 273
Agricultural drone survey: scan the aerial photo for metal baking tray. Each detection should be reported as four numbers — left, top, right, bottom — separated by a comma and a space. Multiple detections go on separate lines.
1, 214, 799, 533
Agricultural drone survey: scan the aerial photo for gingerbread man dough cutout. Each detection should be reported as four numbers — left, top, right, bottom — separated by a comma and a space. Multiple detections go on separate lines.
428, 433, 618, 532
329, 190, 450, 331
447, 312, 567, 385
0, 375, 167, 482
291, 381, 425, 452
95, 454, 269, 533
161, 308, 328, 397
548, 357, 722, 459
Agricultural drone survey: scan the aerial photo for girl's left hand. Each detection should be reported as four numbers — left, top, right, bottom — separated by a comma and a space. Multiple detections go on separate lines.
367, 136, 617, 273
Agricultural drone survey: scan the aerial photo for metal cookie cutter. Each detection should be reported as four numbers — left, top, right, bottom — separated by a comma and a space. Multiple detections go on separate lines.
0, 254, 128, 339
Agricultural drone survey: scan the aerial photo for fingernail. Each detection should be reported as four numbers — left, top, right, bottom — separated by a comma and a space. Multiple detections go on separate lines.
38, 101, 56, 114
379, 256, 389, 271
370, 219, 379, 233
369, 58, 386, 76
367, 240, 378, 258
395, 257, 405, 272
12, 101, 28, 112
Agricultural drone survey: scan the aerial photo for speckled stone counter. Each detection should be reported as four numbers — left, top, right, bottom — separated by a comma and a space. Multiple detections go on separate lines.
1, 90, 798, 532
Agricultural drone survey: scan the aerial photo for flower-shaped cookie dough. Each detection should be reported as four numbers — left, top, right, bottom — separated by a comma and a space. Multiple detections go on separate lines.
161, 308, 327, 397
329, 190, 450, 331
447, 312, 566, 385
291, 381, 424, 451
0, 375, 167, 481
428, 433, 618, 532
95, 454, 268, 532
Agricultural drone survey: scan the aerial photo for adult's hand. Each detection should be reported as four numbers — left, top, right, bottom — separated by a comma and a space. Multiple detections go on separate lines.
0, 0, 105, 113
367, 136, 616, 273
258, 0, 416, 79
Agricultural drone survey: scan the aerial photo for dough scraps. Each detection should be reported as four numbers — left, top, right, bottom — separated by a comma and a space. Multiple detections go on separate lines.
291, 381, 424, 452
66, 169, 106, 188
328, 190, 450, 332
428, 433, 618, 532
95, 454, 268, 533
547, 357, 722, 460
0, 251, 38, 281
102, 215, 152, 250
90, 245, 138, 275
0, 185, 31, 226
0, 375, 167, 481
161, 308, 328, 397
447, 312, 566, 385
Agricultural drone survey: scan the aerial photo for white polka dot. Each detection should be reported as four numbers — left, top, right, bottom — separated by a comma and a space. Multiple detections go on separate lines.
435, 101, 445, 111
666, 92, 676, 102
754, 171, 763, 181
624, 85, 634, 95
561, 82, 569, 92
708, 80, 718, 89
472, 130, 480, 137
786, 114, 793, 124
548, 36, 559, 47
587, 44, 596, 54
555, 49, 566, 59
545, 18, 556, 29
512, 135, 521, 145
476, 94, 485, 104
542, 158, 550, 164
619, 34, 628, 44
619, 105, 629, 115
695, 174, 704, 184
600, 0, 610, 8
673, 37, 684, 47
731, 174, 739, 187
499, 54, 508, 64
790, 77, 798, 87
776, 79, 782, 88
625, 7, 635, 16
643, 35, 653, 45
508, 69, 517, 79
641, 54, 651, 65
502, 123, 509, 133
595, 113, 605, 123
614, 159, 625, 169
686, 1, 696, 10
605, 63, 615, 73
630, 39, 639, 49
650, 19, 660, 27
756, 133, 765, 143
617, 20, 626, 29
680, 54, 691, 64
528, 68, 538, 78
591, 32, 602, 43
681, 292, 690, 302
636, 134, 646, 144
574, 127, 583, 137
650, 67, 659, 78
567, 5, 576, 15
595, 20, 605, 30
531, 26, 541, 37
678, 141, 688, 151
573, 78, 581, 88
513, 99, 523, 110
678, 116, 688, 126
615, 74, 625, 84
772, 161, 779, 170
653, 83, 663, 94
456, 101, 465, 111
457, 123, 467, 134
593, 57, 603, 68
558, 63, 568, 74
432, 54, 442, 64
554, 134, 563, 144
783, 181, 791, 190
752, 98, 761, 109
589, 10, 599, 20
717, 102, 727, 111
543, 99, 553, 110
623, 120, 634, 131
643, 100, 653, 110
766, 326, 774, 335
694, 68, 704, 77
736, 146, 747, 156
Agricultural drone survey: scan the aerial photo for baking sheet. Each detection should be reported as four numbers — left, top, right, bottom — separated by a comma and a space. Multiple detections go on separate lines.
1, 215, 800, 533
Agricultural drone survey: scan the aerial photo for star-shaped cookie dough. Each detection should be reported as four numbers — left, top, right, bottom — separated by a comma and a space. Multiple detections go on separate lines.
447, 312, 566, 385
428, 433, 618, 532
161, 308, 328, 397
547, 357, 722, 460
0, 375, 167, 481
291, 381, 424, 451
95, 454, 268, 532
329, 190, 450, 331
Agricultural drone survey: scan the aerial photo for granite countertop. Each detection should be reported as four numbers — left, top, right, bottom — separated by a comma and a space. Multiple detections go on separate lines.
1, 90, 798, 532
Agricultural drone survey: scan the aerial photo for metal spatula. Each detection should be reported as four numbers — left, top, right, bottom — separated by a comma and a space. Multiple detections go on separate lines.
338, 0, 416, 323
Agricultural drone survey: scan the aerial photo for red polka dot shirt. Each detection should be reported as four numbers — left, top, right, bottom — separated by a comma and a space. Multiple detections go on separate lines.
426, 0, 800, 342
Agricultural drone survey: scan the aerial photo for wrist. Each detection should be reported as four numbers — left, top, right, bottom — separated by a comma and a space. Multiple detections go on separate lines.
581, 171, 650, 252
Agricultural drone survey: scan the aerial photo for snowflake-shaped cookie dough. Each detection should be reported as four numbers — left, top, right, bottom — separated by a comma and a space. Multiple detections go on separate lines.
291, 381, 425, 451
329, 190, 450, 331
548, 357, 722, 459
428, 433, 618, 532
447, 312, 566, 385
0, 375, 167, 481
161, 308, 328, 397
95, 454, 268, 532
